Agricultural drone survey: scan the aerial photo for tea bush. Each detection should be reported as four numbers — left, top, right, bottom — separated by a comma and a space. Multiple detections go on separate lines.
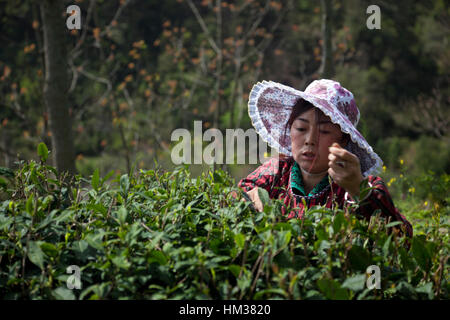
0, 145, 448, 300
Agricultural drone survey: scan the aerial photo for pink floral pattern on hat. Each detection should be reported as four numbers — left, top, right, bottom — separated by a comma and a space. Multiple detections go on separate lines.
247, 79, 383, 177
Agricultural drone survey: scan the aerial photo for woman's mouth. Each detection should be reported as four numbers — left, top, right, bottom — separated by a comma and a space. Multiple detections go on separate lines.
301, 151, 316, 161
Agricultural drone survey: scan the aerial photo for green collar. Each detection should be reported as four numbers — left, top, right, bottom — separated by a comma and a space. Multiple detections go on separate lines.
291, 162, 330, 197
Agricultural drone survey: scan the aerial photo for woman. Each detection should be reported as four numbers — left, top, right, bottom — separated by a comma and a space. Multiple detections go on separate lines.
238, 79, 413, 237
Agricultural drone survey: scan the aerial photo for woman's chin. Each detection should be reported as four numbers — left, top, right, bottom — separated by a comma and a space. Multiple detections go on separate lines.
298, 162, 327, 175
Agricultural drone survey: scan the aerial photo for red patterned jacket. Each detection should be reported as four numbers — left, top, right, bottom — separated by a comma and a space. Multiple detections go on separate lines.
238, 156, 413, 238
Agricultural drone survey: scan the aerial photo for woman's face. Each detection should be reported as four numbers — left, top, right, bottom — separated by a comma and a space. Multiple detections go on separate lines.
290, 108, 345, 174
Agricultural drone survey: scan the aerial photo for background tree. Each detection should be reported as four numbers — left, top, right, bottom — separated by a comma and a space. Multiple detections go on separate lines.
319, 0, 334, 78
40, 0, 76, 175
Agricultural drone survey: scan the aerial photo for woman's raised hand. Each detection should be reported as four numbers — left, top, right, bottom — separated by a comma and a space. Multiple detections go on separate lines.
328, 142, 364, 198
231, 188, 263, 212
245, 187, 264, 212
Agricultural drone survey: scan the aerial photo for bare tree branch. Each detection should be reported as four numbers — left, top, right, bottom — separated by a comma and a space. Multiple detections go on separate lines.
71, 0, 96, 58
145, 97, 170, 153
410, 84, 449, 138
78, 66, 113, 107
242, 0, 271, 43
242, 5, 288, 62
101, 0, 134, 36
318, 0, 334, 78
186, 0, 221, 55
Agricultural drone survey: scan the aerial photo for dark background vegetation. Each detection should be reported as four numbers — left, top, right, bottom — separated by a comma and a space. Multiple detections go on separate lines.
0, 0, 448, 180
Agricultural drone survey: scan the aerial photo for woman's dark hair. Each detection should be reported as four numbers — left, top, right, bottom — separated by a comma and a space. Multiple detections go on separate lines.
285, 99, 315, 134
283, 99, 316, 141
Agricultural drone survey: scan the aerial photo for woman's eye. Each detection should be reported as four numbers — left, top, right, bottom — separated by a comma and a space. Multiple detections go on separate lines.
320, 130, 330, 134
296, 128, 306, 132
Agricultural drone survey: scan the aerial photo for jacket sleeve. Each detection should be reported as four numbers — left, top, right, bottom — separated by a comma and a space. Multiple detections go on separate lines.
355, 176, 413, 238
238, 157, 284, 198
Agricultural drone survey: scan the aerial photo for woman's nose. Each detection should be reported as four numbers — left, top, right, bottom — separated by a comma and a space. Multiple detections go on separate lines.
305, 128, 318, 145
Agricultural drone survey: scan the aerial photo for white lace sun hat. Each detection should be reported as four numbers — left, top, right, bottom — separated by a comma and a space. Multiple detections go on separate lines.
248, 79, 383, 177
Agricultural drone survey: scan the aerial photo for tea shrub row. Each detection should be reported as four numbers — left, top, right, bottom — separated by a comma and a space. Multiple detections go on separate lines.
0, 146, 448, 299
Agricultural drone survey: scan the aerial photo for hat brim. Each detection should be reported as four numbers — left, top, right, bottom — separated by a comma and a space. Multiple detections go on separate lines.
248, 80, 383, 177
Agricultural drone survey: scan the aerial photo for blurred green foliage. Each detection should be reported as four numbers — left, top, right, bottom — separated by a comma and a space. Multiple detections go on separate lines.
0, 0, 447, 179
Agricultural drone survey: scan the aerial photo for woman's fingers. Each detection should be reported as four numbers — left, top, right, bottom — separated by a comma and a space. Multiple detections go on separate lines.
247, 187, 264, 212
329, 144, 359, 166
328, 152, 351, 172
329, 143, 352, 175
328, 160, 346, 172
328, 167, 342, 181
328, 167, 336, 176
329, 147, 352, 161
328, 142, 364, 197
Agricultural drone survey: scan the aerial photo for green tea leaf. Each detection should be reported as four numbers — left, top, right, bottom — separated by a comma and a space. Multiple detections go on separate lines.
385, 221, 403, 228
412, 236, 432, 272
397, 281, 417, 298
73, 240, 89, 255
348, 245, 372, 272
0, 215, 13, 229
52, 287, 76, 300
342, 274, 366, 292
27, 241, 44, 270
333, 212, 346, 234
86, 203, 107, 215
382, 235, 392, 258
278, 230, 292, 248
253, 288, 287, 299
415, 282, 434, 299
41, 242, 58, 258
91, 168, 100, 191
213, 171, 224, 184
257, 187, 270, 207
317, 279, 350, 300
115, 206, 128, 224
112, 255, 131, 269
0, 177, 8, 189
148, 250, 167, 265
85, 233, 105, 251
228, 265, 241, 278
100, 170, 115, 186
234, 233, 245, 249
120, 174, 130, 194
26, 195, 34, 215
37, 142, 49, 162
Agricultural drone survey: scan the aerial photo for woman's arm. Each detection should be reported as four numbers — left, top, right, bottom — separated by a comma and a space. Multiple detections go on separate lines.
238, 157, 286, 197
238, 157, 291, 211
